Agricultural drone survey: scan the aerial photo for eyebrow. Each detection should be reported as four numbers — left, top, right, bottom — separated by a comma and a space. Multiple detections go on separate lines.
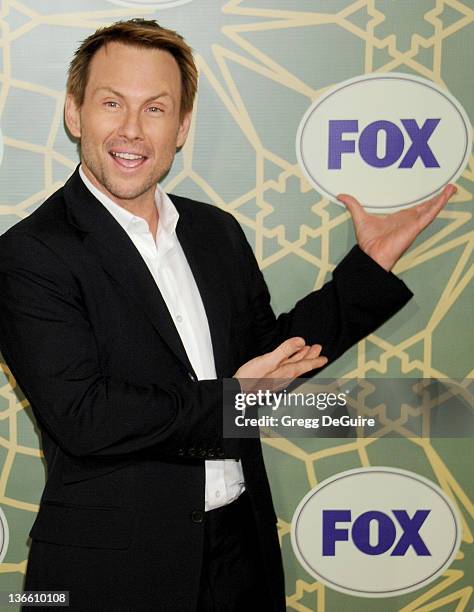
94, 87, 174, 104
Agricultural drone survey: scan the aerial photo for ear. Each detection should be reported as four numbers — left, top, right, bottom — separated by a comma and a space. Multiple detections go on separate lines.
176, 111, 192, 149
64, 94, 82, 139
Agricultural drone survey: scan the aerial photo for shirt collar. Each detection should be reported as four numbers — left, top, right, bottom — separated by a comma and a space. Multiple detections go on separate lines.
78, 165, 179, 240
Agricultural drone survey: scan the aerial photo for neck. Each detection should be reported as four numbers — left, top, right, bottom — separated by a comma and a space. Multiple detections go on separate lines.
81, 163, 159, 238
117, 195, 159, 238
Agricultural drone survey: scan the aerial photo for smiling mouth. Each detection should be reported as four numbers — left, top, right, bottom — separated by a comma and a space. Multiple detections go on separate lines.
109, 151, 148, 169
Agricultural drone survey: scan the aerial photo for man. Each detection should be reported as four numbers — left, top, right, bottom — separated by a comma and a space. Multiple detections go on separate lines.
0, 18, 455, 612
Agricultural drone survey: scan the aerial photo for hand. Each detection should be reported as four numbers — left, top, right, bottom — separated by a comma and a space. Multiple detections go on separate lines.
337, 184, 457, 271
234, 337, 327, 393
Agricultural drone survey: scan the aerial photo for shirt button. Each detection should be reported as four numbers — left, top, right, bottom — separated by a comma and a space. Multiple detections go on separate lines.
215, 490, 221, 498
176, 314, 183, 323
191, 510, 204, 523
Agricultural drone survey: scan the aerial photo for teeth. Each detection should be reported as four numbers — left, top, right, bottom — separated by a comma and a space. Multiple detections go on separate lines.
111, 152, 144, 160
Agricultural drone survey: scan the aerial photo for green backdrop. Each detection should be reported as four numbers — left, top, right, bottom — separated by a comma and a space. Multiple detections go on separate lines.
0, 1, 472, 610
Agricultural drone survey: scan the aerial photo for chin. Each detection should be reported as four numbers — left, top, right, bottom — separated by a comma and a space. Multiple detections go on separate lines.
105, 178, 150, 201
109, 187, 147, 201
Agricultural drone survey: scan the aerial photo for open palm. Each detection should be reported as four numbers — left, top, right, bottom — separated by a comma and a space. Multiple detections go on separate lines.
337, 184, 456, 271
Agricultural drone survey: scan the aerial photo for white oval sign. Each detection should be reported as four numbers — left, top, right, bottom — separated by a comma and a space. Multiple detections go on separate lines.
291, 467, 461, 598
296, 73, 471, 212
0, 505, 9, 564
106, 0, 192, 8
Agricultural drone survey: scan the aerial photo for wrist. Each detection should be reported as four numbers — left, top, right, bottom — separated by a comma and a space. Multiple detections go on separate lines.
361, 246, 394, 273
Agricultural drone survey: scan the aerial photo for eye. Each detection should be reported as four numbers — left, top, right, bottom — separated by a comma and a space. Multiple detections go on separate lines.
104, 101, 119, 108
147, 106, 164, 114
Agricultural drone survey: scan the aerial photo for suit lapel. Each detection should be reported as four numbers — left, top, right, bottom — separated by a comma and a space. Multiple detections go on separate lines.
174, 203, 231, 378
63, 169, 195, 376
63, 168, 232, 378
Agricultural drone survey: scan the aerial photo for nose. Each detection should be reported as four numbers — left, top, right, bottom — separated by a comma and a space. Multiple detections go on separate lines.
117, 108, 144, 141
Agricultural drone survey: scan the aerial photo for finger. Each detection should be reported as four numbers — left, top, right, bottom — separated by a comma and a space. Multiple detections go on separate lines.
284, 344, 322, 364
337, 193, 367, 225
421, 184, 456, 213
416, 184, 456, 225
274, 355, 328, 380
264, 337, 306, 370
283, 345, 311, 363
306, 343, 323, 358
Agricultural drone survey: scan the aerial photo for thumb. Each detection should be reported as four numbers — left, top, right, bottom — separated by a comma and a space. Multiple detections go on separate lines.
337, 193, 366, 225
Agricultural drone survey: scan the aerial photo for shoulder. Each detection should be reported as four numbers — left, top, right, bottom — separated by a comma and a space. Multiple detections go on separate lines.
0, 184, 77, 268
169, 193, 246, 245
1, 185, 69, 243
169, 193, 238, 226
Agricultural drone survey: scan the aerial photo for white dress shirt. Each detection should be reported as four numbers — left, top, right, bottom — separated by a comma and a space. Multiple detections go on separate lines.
79, 167, 245, 510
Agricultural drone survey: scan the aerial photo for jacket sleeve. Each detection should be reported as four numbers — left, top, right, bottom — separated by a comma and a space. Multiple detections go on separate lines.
231, 216, 414, 366
0, 230, 241, 460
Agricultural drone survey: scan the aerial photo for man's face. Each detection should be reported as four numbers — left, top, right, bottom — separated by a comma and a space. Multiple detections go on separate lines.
65, 42, 191, 206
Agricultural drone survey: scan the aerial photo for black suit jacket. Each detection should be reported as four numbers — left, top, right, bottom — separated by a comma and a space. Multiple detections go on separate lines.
0, 168, 412, 611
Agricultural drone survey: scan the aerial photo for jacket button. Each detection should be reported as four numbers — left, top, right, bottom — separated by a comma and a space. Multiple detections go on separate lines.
188, 372, 196, 382
191, 510, 204, 523
198, 449, 206, 458
188, 448, 196, 457
177, 448, 185, 456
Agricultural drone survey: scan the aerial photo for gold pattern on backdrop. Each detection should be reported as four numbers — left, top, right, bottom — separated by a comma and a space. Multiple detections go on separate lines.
0, 1, 472, 610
